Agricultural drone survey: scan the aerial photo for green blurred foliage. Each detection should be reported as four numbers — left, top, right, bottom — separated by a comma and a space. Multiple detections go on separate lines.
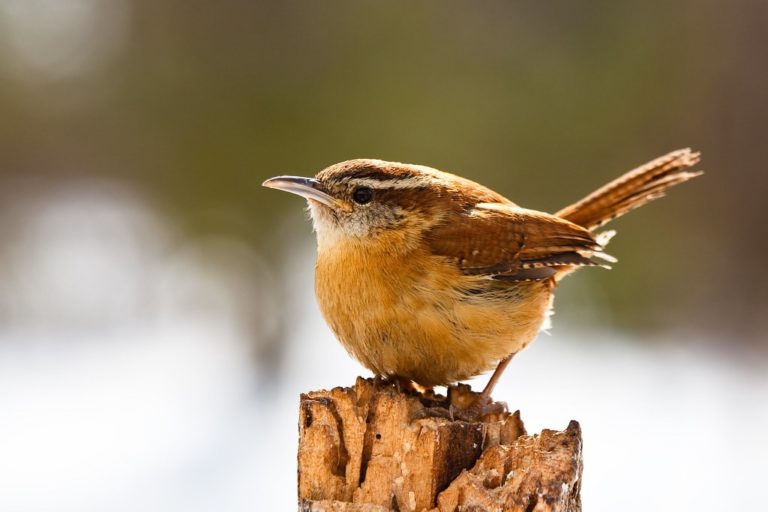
0, 0, 765, 343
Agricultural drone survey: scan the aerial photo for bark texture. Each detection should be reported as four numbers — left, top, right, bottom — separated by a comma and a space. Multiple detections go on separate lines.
298, 377, 582, 512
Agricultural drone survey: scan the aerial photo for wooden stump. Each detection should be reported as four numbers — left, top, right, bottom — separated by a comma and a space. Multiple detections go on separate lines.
298, 377, 582, 512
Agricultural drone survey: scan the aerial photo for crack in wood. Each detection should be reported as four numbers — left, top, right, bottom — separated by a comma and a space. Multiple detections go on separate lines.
299, 378, 581, 512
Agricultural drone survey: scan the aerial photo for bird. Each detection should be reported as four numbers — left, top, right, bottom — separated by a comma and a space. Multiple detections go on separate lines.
263, 149, 702, 416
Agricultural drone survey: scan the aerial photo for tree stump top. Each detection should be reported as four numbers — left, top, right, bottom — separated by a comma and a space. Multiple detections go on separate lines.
298, 377, 582, 512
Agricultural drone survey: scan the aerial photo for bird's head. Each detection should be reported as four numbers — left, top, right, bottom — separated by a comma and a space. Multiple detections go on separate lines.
263, 159, 507, 250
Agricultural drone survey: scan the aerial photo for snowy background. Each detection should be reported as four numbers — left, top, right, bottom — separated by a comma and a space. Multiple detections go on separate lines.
1, 1, 767, 511
0, 192, 766, 511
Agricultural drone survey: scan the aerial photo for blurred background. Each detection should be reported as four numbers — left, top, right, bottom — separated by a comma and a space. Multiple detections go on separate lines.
0, 1, 766, 510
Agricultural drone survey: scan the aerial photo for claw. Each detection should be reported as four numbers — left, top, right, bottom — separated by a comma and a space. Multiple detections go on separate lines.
374, 375, 418, 394
452, 396, 509, 422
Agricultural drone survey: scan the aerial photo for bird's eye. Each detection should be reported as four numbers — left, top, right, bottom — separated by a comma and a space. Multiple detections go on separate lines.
352, 187, 374, 204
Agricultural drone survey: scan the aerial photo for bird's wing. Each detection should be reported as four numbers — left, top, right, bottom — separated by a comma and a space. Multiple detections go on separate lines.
425, 203, 613, 281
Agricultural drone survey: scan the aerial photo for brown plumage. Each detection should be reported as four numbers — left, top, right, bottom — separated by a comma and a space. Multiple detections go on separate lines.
263, 149, 702, 408
556, 148, 702, 229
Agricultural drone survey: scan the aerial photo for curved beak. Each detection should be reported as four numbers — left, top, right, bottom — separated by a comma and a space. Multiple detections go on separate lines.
262, 176, 337, 208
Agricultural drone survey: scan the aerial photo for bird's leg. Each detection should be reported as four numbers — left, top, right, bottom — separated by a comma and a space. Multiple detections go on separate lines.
419, 385, 437, 399
376, 374, 419, 394
480, 353, 514, 401
393, 376, 418, 394
453, 354, 514, 421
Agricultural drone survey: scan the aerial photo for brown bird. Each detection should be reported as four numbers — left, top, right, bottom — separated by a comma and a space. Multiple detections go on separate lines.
264, 149, 701, 415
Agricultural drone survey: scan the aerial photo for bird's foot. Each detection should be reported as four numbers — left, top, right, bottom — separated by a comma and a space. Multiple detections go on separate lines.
374, 375, 419, 394
451, 396, 508, 422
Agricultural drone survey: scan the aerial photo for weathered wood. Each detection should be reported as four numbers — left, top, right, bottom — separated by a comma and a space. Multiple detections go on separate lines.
298, 377, 582, 512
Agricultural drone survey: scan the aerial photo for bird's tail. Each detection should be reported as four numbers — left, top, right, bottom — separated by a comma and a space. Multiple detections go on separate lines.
556, 149, 702, 231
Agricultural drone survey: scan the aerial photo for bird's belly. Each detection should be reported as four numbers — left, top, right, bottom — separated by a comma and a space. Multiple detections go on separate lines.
315, 248, 553, 387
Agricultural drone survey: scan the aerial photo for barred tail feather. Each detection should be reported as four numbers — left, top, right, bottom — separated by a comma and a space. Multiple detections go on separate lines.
556, 149, 702, 231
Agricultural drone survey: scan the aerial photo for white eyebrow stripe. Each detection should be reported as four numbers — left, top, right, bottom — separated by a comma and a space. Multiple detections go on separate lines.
342, 176, 438, 189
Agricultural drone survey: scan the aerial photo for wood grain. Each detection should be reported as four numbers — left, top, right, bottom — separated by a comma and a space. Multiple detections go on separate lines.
298, 378, 581, 512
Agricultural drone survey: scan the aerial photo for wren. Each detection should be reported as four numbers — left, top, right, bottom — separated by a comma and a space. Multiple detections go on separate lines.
264, 149, 701, 413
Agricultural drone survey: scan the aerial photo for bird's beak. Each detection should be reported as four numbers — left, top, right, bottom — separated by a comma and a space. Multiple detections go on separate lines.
262, 176, 338, 209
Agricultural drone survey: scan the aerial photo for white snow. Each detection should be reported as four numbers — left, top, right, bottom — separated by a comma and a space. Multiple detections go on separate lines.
0, 190, 765, 511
